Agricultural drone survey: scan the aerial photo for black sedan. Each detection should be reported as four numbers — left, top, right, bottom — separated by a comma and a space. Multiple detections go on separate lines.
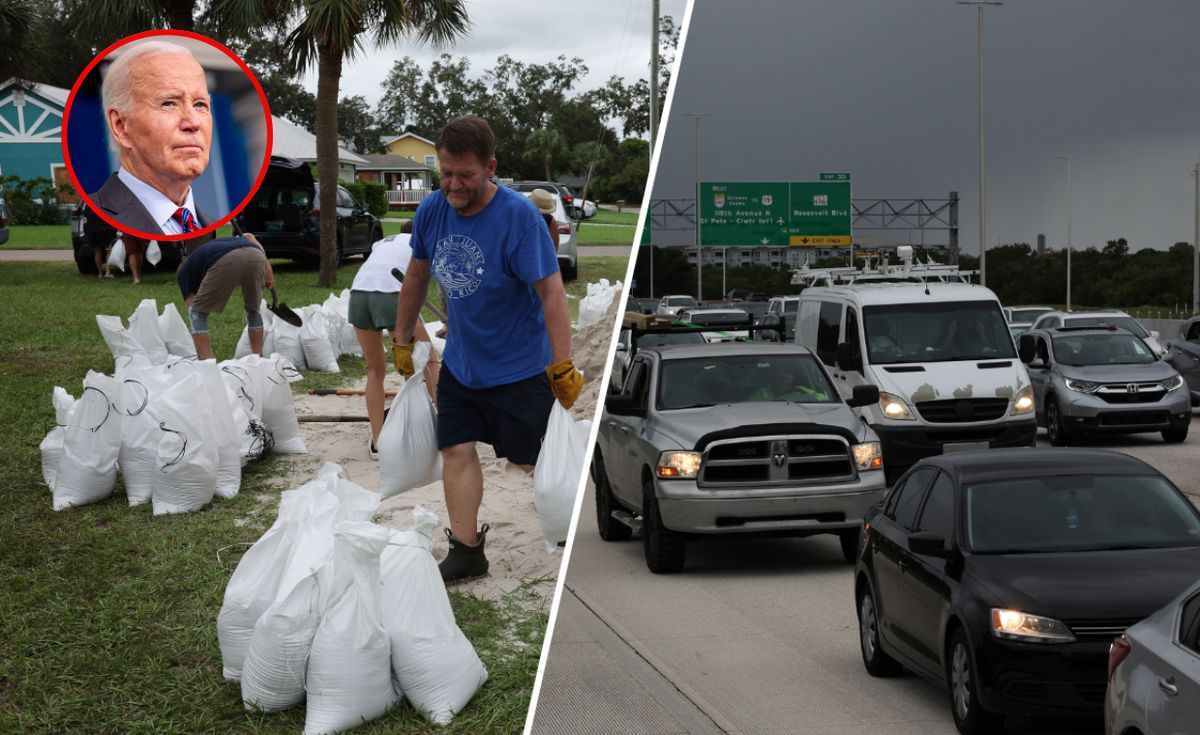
1165, 316, 1200, 406
853, 448, 1200, 734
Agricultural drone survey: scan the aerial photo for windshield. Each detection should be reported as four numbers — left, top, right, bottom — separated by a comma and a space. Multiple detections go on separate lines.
681, 311, 749, 326
863, 300, 1016, 364
1011, 308, 1051, 323
637, 331, 707, 348
659, 354, 837, 409
967, 474, 1200, 553
1065, 316, 1149, 339
667, 296, 698, 307
1053, 333, 1154, 366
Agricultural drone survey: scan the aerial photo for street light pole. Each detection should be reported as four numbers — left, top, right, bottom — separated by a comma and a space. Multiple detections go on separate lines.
1060, 155, 1071, 311
687, 112, 710, 301
958, 0, 1002, 287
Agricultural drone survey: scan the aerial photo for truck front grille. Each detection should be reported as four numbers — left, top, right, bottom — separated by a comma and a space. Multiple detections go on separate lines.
700, 435, 854, 487
915, 397, 1010, 423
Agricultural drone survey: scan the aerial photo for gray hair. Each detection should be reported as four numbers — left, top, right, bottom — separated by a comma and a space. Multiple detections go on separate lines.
101, 40, 200, 116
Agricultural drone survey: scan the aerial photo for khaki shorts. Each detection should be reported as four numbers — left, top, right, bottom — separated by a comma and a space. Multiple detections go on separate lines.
191, 246, 267, 314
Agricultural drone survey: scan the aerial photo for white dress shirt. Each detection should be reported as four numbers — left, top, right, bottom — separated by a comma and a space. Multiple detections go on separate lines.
117, 167, 200, 234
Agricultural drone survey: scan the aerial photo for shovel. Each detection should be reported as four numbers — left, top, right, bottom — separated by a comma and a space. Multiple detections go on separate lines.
268, 287, 303, 327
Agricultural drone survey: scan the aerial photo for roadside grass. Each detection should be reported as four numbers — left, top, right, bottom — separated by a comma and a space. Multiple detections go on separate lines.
587, 210, 638, 226
0, 259, 581, 734
2, 224, 71, 249
575, 221, 635, 246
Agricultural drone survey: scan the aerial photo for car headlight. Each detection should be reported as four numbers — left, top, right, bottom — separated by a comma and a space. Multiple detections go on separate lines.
851, 442, 884, 471
657, 451, 702, 479
1161, 374, 1184, 391
1064, 378, 1100, 394
1011, 385, 1035, 415
990, 608, 1076, 644
878, 392, 915, 421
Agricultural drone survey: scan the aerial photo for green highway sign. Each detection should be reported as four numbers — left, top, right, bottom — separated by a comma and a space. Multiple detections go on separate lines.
640, 212, 651, 245
698, 181, 852, 246
819, 172, 851, 182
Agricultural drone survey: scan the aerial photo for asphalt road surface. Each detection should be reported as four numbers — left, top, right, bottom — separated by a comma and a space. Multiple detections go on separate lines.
530, 419, 1200, 735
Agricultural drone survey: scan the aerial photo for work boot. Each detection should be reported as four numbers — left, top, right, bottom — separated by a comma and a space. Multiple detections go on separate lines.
438, 523, 490, 583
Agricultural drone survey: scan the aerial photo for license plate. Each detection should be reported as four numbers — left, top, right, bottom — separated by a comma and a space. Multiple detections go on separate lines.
942, 441, 989, 454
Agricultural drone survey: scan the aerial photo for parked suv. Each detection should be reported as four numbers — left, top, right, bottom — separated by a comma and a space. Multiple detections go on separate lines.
519, 190, 578, 280
507, 180, 589, 219
1018, 326, 1190, 444
70, 201, 187, 275
595, 341, 886, 573
1030, 309, 1164, 355
234, 156, 381, 262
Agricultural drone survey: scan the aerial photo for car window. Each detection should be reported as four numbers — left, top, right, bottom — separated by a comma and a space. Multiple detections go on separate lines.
1180, 591, 1200, 655
845, 308, 862, 362
658, 354, 837, 409
916, 471, 956, 542
624, 359, 649, 405
966, 474, 1200, 553
1036, 336, 1050, 364
816, 302, 842, 366
885, 467, 936, 530
1187, 322, 1200, 343
1052, 333, 1153, 366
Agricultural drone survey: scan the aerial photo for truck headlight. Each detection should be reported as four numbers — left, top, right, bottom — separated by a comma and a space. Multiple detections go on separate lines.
657, 451, 701, 479
879, 392, 915, 420
851, 442, 883, 471
1064, 378, 1100, 394
1011, 385, 1035, 415
1161, 374, 1184, 392
990, 608, 1075, 644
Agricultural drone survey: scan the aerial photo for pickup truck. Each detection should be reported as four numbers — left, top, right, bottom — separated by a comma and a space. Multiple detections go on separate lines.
594, 341, 886, 573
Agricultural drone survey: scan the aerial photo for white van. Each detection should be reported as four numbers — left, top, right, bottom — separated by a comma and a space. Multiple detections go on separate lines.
796, 282, 1037, 483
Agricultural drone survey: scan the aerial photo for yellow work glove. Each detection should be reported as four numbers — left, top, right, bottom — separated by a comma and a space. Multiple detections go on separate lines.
391, 339, 415, 379
546, 357, 584, 409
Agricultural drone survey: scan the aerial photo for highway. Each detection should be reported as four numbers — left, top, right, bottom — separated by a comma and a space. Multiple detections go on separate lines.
529, 423, 1200, 735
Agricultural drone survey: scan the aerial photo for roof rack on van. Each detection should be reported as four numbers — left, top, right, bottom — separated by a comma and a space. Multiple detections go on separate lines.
789, 245, 978, 287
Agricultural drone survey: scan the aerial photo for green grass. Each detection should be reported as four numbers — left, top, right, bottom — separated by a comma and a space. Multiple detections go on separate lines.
0, 259, 580, 734
1, 224, 238, 251
575, 221, 636, 246
587, 210, 639, 226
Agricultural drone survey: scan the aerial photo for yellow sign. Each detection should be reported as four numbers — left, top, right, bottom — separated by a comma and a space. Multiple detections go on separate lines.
789, 235, 853, 246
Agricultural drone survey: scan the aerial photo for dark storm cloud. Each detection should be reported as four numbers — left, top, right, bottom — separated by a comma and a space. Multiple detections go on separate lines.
653, 0, 1200, 251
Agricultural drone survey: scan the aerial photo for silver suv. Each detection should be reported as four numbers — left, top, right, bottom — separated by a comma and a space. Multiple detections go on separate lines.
594, 342, 887, 573
1018, 326, 1191, 445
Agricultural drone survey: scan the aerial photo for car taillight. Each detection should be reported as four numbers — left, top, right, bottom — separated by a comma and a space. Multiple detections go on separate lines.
1107, 635, 1131, 682
557, 222, 571, 235
562, 193, 573, 203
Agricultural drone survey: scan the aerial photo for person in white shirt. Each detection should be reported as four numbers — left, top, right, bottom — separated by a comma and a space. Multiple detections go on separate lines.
348, 220, 438, 457
88, 40, 213, 236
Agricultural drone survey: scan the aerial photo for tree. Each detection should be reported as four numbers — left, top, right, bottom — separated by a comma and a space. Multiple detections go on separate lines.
216, 0, 470, 287
67, 0, 201, 40
337, 94, 381, 152
0, 0, 41, 82
523, 128, 567, 181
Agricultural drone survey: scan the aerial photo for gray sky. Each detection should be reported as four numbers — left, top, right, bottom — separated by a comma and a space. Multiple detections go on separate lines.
301, 0, 688, 128
651, 0, 1200, 253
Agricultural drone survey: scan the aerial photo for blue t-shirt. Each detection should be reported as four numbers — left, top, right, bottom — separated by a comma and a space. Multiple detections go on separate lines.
177, 237, 258, 299
411, 185, 559, 388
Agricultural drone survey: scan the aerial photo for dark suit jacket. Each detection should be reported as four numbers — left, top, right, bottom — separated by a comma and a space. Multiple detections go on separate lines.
89, 173, 214, 239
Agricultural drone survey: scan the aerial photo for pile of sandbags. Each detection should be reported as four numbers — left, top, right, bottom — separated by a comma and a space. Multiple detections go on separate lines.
219, 464, 486, 732
97, 299, 198, 367
39, 351, 302, 512
577, 278, 624, 329
235, 289, 365, 371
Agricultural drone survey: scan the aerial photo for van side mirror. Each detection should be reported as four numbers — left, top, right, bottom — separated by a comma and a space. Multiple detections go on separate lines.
848, 384, 880, 408
1017, 335, 1036, 363
908, 531, 949, 557
836, 342, 862, 372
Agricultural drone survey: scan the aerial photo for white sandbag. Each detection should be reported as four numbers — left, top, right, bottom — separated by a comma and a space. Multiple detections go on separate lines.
533, 402, 592, 550
322, 291, 360, 357
217, 488, 311, 681
378, 342, 440, 498
148, 372, 218, 515
192, 360, 242, 498
241, 572, 320, 712
234, 301, 276, 359
577, 278, 623, 329
146, 239, 161, 266
222, 355, 306, 454
304, 522, 398, 735
128, 299, 169, 364
39, 386, 77, 489
301, 307, 340, 373
97, 314, 149, 365
52, 372, 121, 510
159, 303, 197, 359
424, 320, 447, 357
107, 233, 126, 272
272, 318, 307, 371
225, 382, 271, 463
116, 366, 172, 506
380, 507, 487, 724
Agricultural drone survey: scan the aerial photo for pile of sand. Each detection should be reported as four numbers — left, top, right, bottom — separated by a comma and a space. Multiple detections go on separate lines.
284, 293, 622, 604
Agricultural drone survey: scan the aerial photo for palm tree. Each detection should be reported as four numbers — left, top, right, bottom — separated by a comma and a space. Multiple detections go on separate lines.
523, 128, 566, 183
0, 0, 39, 82
68, 0, 201, 36
217, 0, 470, 286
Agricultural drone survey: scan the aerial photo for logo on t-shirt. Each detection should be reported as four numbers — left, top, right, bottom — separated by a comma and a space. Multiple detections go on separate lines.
432, 234, 485, 299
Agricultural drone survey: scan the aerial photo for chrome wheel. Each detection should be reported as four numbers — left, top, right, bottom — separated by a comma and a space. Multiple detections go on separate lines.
859, 594, 878, 661
951, 641, 971, 722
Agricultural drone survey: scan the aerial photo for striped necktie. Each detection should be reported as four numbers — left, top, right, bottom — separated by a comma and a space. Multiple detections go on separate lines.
173, 207, 198, 233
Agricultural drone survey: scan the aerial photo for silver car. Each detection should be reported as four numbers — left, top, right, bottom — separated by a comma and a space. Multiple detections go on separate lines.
657, 294, 698, 316
1031, 309, 1165, 355
520, 191, 578, 280
1164, 316, 1200, 407
594, 342, 887, 573
1105, 577, 1200, 735
1018, 327, 1191, 444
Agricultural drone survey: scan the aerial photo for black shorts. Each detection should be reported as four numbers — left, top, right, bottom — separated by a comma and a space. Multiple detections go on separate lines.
436, 365, 554, 465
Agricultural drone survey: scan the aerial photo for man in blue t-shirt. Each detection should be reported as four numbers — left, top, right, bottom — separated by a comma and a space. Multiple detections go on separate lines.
393, 116, 584, 583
